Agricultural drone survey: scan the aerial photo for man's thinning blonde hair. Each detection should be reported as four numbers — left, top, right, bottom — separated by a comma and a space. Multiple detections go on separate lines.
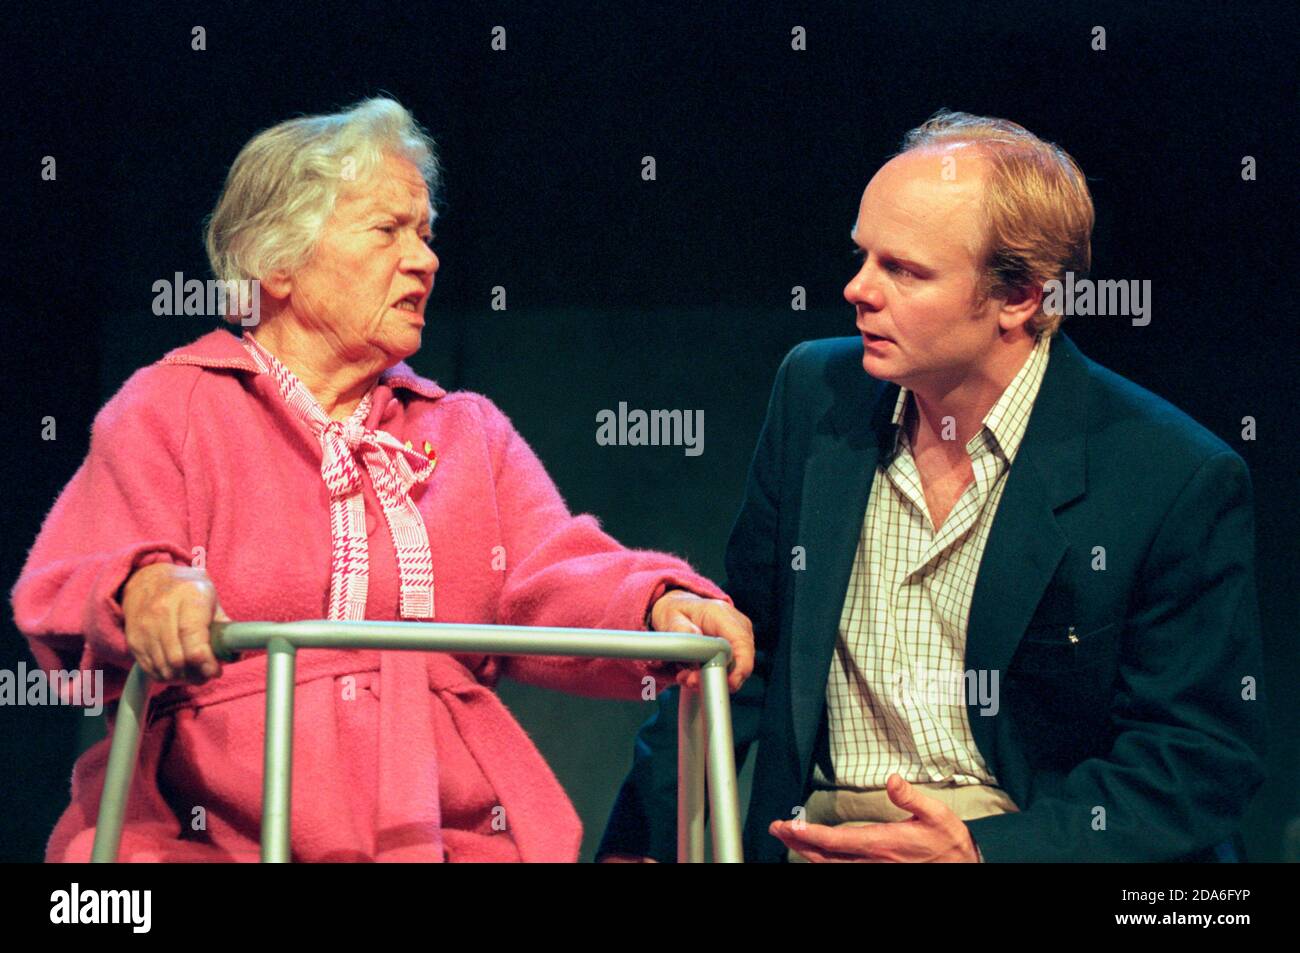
204, 97, 440, 323
899, 110, 1094, 337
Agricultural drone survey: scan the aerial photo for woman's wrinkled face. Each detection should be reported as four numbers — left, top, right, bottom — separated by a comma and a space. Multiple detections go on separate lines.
285, 154, 439, 364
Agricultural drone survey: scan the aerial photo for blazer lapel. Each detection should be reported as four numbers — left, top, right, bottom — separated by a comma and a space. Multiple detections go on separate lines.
963, 332, 1089, 760
788, 363, 897, 773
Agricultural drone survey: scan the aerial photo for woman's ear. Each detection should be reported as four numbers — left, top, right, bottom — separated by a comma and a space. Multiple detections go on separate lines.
259, 270, 292, 300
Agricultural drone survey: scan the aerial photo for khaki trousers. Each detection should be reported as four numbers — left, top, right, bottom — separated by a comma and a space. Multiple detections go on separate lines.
787, 781, 1019, 863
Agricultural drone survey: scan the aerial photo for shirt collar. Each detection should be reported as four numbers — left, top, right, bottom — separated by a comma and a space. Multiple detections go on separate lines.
888, 332, 1052, 464
158, 327, 446, 400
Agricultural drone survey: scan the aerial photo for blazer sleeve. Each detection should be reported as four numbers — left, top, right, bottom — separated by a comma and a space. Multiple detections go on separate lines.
597, 346, 798, 860
10, 366, 197, 698
473, 395, 731, 699
967, 450, 1269, 861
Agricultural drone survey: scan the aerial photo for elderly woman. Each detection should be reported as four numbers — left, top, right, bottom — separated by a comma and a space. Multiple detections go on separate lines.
12, 98, 753, 863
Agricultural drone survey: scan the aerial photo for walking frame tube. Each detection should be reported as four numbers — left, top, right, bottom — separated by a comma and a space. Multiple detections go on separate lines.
90, 620, 743, 863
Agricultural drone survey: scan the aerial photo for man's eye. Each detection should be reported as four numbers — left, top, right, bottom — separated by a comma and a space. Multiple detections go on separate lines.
421, 233, 436, 248
849, 247, 914, 278
377, 225, 397, 235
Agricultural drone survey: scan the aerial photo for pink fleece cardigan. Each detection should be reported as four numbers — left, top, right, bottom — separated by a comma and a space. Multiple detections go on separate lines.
12, 327, 728, 862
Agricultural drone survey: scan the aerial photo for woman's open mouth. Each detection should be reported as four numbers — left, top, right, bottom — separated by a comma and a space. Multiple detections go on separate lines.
393, 292, 423, 312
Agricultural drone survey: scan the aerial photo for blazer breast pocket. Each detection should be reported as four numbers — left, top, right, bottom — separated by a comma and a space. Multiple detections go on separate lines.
1012, 620, 1121, 677
1006, 620, 1123, 766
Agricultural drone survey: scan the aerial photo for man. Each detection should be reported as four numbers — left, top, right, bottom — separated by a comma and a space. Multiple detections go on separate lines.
598, 111, 1267, 862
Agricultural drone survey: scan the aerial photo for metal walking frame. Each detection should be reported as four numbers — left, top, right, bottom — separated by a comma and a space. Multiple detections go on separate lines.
90, 620, 742, 863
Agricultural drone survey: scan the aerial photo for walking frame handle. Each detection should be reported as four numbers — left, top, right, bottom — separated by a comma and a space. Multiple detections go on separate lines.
90, 620, 743, 863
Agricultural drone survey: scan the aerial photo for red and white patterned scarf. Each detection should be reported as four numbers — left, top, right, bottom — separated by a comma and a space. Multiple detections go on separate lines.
241, 333, 436, 621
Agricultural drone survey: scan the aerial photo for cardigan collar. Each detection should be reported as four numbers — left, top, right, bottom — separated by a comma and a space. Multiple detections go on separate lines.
158, 327, 447, 400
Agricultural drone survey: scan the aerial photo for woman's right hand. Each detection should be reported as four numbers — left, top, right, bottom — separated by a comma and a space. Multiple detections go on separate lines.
121, 563, 230, 684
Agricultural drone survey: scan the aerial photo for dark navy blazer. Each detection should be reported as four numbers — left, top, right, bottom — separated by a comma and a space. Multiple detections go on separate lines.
600, 332, 1267, 862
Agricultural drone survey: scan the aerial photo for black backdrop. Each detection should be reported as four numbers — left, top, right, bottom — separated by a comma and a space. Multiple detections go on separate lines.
2, 0, 1295, 862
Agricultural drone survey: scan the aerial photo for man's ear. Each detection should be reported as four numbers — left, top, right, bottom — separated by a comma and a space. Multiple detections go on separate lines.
997, 282, 1043, 335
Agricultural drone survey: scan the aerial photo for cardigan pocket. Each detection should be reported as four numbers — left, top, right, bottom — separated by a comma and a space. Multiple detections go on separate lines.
425, 653, 582, 861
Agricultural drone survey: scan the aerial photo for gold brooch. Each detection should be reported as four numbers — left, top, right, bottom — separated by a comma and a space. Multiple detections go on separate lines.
405, 439, 437, 468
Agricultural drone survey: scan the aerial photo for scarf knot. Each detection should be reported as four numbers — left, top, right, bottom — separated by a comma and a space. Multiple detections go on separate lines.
242, 334, 436, 621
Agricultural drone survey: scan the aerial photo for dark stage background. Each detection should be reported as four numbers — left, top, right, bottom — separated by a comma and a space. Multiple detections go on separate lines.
2, 0, 1295, 862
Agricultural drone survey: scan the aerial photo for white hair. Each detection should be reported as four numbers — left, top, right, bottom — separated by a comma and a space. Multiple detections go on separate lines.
204, 97, 440, 315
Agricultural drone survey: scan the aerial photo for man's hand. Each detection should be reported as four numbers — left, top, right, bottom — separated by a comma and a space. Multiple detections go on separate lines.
769, 774, 980, 862
649, 590, 754, 692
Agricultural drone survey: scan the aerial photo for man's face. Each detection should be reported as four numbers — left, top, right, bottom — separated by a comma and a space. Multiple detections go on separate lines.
844, 146, 1005, 392
285, 154, 439, 364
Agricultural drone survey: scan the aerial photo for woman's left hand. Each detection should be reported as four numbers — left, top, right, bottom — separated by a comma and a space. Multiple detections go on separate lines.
649, 590, 755, 692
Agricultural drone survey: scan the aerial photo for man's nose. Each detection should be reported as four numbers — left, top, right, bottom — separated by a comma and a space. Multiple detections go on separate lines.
844, 264, 883, 310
